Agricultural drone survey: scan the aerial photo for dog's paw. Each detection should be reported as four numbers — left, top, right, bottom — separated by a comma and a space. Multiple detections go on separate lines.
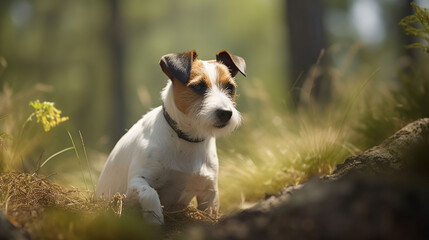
131, 186, 164, 224
142, 208, 164, 225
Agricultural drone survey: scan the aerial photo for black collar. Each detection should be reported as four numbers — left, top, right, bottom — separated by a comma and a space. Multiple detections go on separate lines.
162, 104, 205, 143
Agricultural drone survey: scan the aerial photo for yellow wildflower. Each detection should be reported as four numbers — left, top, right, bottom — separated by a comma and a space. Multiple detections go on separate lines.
29, 100, 69, 132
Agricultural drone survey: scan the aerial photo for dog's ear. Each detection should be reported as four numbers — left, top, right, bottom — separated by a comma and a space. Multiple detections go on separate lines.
216, 50, 246, 77
159, 50, 198, 84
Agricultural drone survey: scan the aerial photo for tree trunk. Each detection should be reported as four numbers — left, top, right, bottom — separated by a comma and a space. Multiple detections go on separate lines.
286, 0, 329, 107
397, 0, 416, 73
108, 0, 126, 146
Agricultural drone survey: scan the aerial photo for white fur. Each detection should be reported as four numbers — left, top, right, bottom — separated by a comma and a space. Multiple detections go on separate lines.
96, 60, 241, 224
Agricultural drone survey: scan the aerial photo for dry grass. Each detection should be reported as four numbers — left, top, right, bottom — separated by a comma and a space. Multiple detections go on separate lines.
0, 172, 217, 239
164, 207, 218, 225
0, 172, 101, 231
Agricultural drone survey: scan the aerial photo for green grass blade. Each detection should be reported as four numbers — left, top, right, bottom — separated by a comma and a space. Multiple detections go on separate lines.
40, 147, 74, 168
79, 131, 95, 194
67, 130, 88, 191
337, 68, 380, 135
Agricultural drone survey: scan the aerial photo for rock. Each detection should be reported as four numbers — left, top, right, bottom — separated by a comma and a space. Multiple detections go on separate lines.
196, 118, 429, 240
205, 175, 429, 240
323, 118, 429, 182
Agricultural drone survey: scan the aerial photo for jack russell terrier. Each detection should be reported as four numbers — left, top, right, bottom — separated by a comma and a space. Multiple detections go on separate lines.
95, 50, 246, 224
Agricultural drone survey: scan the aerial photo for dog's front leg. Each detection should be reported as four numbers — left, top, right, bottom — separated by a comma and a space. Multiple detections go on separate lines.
197, 186, 219, 215
127, 176, 164, 224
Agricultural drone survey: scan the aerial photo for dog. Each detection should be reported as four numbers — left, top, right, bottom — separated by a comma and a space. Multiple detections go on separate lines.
95, 50, 246, 224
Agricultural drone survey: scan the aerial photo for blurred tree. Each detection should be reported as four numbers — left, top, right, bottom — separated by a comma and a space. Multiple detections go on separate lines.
108, 0, 126, 145
286, 0, 329, 107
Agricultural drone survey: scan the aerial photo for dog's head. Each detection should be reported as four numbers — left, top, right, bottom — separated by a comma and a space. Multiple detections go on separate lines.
160, 50, 246, 138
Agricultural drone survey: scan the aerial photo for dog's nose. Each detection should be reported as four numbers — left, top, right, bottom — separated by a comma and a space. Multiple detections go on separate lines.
216, 109, 232, 124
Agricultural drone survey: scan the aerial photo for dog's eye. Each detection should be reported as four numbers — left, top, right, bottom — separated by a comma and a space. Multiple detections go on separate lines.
225, 83, 236, 95
190, 82, 207, 95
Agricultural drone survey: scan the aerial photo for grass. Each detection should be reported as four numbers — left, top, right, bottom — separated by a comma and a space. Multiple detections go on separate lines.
0, 172, 217, 239
0, 172, 98, 238
218, 127, 351, 211
67, 130, 89, 192
218, 94, 356, 212
215, 61, 383, 212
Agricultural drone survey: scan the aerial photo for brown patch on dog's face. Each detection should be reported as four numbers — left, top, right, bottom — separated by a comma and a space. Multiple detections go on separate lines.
172, 60, 210, 114
172, 79, 200, 114
172, 60, 238, 114
187, 61, 212, 88
216, 64, 237, 99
